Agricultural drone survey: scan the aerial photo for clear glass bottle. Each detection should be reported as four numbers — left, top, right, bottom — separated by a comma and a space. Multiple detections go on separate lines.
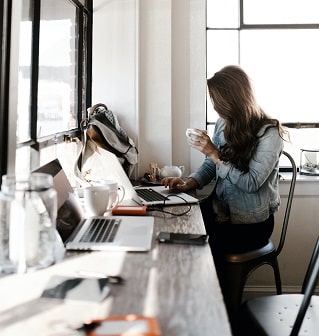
300, 149, 319, 176
0, 190, 16, 274
1, 173, 58, 273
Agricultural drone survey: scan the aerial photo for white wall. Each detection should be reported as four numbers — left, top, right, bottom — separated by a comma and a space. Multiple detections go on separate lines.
92, 0, 138, 158
92, 0, 206, 178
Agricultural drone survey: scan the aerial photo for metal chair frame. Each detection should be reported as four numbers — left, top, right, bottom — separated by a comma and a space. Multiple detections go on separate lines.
221, 151, 297, 332
241, 236, 319, 336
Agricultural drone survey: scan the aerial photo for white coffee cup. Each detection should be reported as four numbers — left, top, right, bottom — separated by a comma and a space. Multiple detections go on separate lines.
84, 186, 110, 216
98, 180, 125, 210
186, 128, 201, 138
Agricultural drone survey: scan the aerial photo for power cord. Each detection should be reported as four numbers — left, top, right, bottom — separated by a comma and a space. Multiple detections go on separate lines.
147, 194, 192, 216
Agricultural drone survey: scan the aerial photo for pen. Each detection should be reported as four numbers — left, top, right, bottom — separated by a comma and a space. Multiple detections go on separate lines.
77, 270, 125, 284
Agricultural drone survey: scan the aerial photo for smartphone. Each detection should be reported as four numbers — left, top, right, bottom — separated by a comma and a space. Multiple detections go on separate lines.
41, 276, 110, 302
156, 232, 208, 245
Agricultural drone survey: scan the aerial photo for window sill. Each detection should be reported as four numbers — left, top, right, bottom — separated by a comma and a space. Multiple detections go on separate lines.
280, 172, 319, 196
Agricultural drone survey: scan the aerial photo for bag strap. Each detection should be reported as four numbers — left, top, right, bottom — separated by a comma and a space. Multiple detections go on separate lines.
89, 103, 108, 117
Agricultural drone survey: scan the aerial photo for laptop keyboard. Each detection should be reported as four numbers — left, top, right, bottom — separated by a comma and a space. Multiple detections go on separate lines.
135, 188, 167, 202
80, 218, 120, 243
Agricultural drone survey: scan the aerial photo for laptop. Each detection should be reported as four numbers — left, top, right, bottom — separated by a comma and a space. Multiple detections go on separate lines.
33, 159, 154, 252
76, 148, 199, 206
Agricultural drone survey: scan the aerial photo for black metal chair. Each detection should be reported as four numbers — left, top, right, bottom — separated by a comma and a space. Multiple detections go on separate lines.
240, 235, 319, 336
221, 151, 297, 331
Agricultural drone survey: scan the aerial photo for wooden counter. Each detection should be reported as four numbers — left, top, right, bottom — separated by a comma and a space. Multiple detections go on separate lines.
0, 204, 231, 336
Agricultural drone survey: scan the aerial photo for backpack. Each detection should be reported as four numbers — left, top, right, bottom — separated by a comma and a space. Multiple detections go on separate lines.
75, 103, 138, 182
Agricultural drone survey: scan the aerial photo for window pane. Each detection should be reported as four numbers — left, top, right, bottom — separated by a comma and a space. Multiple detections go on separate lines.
207, 0, 239, 28
283, 128, 319, 163
15, 146, 31, 176
240, 29, 319, 123
38, 0, 78, 137
244, 0, 319, 24
206, 30, 239, 77
17, 1, 32, 143
206, 30, 239, 122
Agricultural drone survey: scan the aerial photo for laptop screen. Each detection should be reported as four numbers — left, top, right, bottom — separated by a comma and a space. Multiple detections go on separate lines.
33, 159, 84, 242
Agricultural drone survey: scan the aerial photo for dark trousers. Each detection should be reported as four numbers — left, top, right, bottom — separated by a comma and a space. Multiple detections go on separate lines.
200, 195, 275, 334
200, 195, 274, 272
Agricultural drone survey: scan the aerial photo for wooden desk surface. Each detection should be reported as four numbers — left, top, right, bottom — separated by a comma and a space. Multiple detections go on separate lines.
0, 204, 232, 336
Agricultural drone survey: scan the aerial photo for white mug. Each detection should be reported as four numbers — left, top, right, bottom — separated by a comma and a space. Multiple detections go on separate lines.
98, 180, 125, 210
84, 186, 110, 216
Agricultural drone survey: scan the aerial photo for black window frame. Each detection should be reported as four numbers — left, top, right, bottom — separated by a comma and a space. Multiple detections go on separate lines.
0, 0, 12, 177
0, 0, 93, 179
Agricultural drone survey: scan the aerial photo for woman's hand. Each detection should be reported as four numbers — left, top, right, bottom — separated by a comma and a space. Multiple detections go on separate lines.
161, 177, 198, 191
187, 128, 220, 165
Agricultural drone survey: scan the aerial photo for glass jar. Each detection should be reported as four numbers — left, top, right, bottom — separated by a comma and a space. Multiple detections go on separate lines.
0, 191, 16, 274
300, 149, 319, 176
1, 173, 58, 273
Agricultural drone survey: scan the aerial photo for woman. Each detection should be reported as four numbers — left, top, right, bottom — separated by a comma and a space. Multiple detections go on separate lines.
162, 65, 286, 266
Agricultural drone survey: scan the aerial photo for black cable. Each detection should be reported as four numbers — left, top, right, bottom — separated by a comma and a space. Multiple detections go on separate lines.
147, 194, 192, 216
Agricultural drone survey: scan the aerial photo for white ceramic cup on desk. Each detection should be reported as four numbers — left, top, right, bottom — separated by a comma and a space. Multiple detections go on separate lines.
98, 180, 125, 211
84, 186, 111, 216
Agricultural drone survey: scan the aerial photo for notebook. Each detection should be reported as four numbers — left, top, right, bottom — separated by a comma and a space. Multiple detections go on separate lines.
33, 159, 154, 252
76, 148, 199, 206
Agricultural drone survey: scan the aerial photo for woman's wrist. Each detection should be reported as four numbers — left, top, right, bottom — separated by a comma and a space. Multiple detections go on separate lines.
209, 150, 221, 166
185, 177, 199, 189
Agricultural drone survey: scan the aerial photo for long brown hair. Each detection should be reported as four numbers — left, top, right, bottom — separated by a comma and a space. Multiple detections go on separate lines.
207, 65, 285, 172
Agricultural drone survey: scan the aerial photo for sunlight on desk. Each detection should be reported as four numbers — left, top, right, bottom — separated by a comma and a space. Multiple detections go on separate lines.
0, 205, 232, 336
143, 267, 159, 316
0, 251, 126, 335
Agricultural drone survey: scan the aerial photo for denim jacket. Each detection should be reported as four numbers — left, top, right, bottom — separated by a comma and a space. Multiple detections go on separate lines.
189, 118, 284, 224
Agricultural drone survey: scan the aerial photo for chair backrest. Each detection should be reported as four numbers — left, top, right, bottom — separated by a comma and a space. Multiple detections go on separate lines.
275, 151, 297, 257
290, 236, 319, 336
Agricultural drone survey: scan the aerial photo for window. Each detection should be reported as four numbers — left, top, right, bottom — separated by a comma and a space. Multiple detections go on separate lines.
206, 0, 319, 165
18, 0, 79, 141
2, 0, 92, 178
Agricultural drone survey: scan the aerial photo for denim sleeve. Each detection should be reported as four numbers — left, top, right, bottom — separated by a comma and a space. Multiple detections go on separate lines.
189, 156, 216, 188
216, 127, 284, 193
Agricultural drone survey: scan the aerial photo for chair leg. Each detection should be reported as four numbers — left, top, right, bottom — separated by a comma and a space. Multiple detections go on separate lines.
272, 258, 282, 295
221, 263, 248, 333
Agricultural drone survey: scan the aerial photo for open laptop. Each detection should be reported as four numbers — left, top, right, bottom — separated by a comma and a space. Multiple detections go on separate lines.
76, 148, 199, 206
34, 159, 154, 252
